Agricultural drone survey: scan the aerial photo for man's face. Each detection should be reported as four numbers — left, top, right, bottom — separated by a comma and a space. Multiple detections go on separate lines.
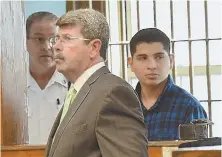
53, 25, 91, 77
128, 42, 174, 86
26, 19, 57, 70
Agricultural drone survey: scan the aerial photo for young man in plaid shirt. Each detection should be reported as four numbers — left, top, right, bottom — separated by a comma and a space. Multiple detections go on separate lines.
128, 28, 207, 141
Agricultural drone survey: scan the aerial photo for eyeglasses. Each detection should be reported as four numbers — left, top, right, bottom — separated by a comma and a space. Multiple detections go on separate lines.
49, 35, 90, 47
29, 36, 51, 45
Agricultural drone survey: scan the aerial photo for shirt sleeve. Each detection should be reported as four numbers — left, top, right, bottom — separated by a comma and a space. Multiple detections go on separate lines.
185, 100, 208, 123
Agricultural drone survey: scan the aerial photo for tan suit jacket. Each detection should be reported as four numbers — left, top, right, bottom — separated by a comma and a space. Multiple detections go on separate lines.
45, 66, 148, 157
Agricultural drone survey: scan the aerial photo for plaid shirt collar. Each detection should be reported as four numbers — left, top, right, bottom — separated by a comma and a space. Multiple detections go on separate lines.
135, 75, 174, 111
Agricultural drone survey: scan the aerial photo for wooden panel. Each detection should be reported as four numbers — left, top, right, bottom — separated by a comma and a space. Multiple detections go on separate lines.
1, 147, 161, 157
148, 140, 193, 147
66, 0, 74, 12
0, 0, 28, 145
0, 141, 191, 157
3, 145, 156, 157
1, 145, 45, 157
162, 147, 178, 157
66, 1, 106, 15
172, 150, 221, 157
1, 56, 2, 144
148, 147, 162, 157
2, 150, 45, 157
92, 1, 106, 15
75, 1, 89, 9
147, 141, 190, 157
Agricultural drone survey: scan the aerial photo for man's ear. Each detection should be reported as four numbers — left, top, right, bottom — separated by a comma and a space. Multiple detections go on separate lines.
127, 57, 134, 72
89, 39, 102, 59
127, 57, 132, 65
169, 54, 175, 70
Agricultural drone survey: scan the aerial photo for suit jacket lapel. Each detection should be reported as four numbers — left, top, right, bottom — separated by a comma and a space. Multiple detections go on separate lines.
87, 66, 110, 85
45, 108, 63, 157
47, 66, 110, 157
48, 83, 90, 157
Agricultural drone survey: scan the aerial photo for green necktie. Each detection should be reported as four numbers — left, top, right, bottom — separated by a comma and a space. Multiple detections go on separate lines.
60, 85, 77, 123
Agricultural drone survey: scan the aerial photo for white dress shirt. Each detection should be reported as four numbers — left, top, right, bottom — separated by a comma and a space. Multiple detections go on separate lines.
27, 70, 68, 144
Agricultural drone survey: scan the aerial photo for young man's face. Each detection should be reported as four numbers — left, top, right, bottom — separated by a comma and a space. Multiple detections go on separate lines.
128, 42, 174, 86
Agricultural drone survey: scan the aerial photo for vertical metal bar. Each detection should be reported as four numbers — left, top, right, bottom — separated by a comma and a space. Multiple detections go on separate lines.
105, 0, 111, 24
136, 0, 140, 31
92, 1, 106, 15
124, 0, 131, 71
107, 0, 111, 69
187, 0, 194, 94
204, 0, 212, 137
124, 0, 128, 43
153, 0, 157, 27
109, 45, 113, 72
105, 0, 111, 67
89, 0, 93, 9
125, 0, 132, 77
74, 1, 89, 9
107, 0, 112, 69
66, 0, 75, 12
118, 0, 123, 46
126, 1, 132, 39
170, 0, 176, 83
124, 0, 130, 61
170, 0, 174, 39
171, 41, 176, 81
121, 0, 128, 80
118, 0, 125, 80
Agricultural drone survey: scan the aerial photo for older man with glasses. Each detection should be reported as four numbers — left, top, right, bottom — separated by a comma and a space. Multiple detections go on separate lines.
45, 8, 148, 157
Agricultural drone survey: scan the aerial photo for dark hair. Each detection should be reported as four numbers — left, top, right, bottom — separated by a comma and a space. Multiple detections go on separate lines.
26, 11, 58, 39
130, 28, 170, 57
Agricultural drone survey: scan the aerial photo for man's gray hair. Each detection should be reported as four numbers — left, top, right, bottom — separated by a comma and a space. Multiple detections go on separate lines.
56, 9, 110, 60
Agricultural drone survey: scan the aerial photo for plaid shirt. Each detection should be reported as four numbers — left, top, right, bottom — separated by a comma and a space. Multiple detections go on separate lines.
135, 75, 207, 141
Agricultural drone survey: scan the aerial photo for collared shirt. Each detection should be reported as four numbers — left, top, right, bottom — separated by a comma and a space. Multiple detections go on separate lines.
135, 75, 207, 141
73, 62, 105, 94
27, 70, 68, 144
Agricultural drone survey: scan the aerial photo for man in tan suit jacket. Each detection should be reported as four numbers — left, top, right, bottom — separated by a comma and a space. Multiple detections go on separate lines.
46, 8, 148, 157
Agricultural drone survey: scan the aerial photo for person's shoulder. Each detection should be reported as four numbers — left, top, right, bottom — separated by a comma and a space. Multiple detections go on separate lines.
97, 74, 141, 108
53, 70, 69, 88
101, 73, 132, 86
96, 73, 136, 95
171, 84, 201, 107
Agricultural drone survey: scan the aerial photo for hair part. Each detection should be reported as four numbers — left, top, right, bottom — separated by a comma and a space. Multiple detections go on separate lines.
26, 11, 58, 39
56, 8, 110, 60
130, 28, 171, 57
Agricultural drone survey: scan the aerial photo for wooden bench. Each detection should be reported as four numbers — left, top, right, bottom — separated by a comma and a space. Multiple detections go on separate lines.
172, 149, 221, 157
1, 140, 191, 157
